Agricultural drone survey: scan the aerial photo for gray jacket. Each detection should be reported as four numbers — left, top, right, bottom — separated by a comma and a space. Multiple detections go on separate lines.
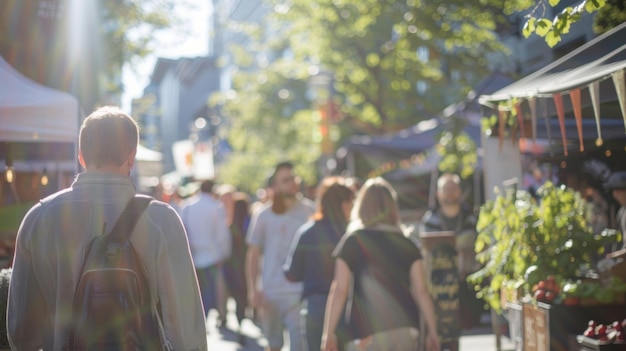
7, 172, 207, 351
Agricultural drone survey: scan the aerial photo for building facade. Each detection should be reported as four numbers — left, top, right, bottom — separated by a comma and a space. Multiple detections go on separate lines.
132, 56, 221, 173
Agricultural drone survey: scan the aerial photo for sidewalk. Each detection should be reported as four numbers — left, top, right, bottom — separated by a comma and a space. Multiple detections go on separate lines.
205, 303, 517, 351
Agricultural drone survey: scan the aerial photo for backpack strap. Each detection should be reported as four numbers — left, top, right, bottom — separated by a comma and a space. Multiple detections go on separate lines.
107, 194, 153, 244
67, 195, 153, 351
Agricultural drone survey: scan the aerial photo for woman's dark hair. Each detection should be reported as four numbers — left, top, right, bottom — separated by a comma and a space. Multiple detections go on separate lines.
232, 192, 251, 231
313, 177, 354, 225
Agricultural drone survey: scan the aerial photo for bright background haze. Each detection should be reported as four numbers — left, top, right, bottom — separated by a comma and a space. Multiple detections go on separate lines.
120, 1, 210, 113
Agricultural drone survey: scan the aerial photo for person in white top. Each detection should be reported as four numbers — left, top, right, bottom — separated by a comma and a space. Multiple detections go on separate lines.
181, 180, 232, 325
246, 161, 315, 351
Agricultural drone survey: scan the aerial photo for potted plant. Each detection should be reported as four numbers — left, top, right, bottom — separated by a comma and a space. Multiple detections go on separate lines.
468, 181, 622, 313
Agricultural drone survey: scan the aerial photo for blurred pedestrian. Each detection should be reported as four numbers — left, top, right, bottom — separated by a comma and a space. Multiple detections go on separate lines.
321, 177, 439, 351
284, 177, 355, 351
420, 172, 481, 332
216, 183, 238, 326
246, 161, 315, 351
181, 179, 232, 328
605, 171, 626, 250
223, 191, 252, 343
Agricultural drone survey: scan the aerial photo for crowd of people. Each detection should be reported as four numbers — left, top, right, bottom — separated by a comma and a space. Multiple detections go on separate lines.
7, 106, 626, 351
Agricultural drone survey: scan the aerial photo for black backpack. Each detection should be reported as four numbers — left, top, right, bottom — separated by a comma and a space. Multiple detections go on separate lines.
68, 195, 171, 351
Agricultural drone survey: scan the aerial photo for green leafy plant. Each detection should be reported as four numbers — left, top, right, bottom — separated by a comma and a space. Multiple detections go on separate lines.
468, 181, 621, 312
522, 0, 607, 47
559, 277, 626, 305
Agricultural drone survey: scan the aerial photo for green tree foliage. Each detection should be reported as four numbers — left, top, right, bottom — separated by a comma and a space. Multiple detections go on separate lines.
522, 0, 608, 48
100, 0, 182, 95
274, 0, 529, 134
593, 0, 626, 34
436, 128, 478, 179
213, 0, 532, 189
0, 0, 184, 109
210, 63, 321, 193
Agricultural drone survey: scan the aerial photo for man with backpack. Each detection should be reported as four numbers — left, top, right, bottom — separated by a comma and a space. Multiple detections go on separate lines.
7, 106, 207, 350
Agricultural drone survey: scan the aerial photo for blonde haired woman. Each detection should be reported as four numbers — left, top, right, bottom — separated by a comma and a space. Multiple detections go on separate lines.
321, 177, 440, 351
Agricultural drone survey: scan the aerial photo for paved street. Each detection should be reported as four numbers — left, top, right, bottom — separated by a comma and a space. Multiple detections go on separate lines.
205, 300, 517, 351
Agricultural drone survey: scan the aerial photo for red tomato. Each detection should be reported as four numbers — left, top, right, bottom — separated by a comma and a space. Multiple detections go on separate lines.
534, 289, 546, 302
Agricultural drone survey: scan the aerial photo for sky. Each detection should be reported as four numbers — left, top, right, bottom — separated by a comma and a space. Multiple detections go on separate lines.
120, 1, 211, 113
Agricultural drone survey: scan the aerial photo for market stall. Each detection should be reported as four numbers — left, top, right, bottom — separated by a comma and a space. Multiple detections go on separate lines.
0, 55, 80, 265
476, 22, 626, 351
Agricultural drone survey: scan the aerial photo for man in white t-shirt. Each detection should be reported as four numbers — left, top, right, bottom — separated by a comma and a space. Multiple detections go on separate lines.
246, 162, 314, 351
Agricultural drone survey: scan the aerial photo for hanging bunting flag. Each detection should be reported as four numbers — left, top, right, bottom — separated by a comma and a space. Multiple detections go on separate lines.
612, 69, 626, 132
569, 88, 584, 152
553, 93, 568, 156
529, 97, 537, 144
498, 104, 506, 150
509, 98, 518, 143
542, 98, 554, 156
589, 81, 603, 145
515, 100, 526, 140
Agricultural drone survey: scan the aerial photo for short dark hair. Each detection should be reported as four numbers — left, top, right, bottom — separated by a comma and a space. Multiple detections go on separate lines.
79, 106, 139, 168
270, 161, 294, 185
200, 180, 215, 193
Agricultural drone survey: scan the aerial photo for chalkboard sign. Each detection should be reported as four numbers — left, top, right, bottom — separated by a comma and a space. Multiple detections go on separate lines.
419, 231, 461, 346
429, 242, 461, 343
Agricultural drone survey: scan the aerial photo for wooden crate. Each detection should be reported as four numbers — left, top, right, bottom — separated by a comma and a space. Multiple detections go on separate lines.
522, 302, 626, 351
505, 302, 524, 351
577, 336, 626, 351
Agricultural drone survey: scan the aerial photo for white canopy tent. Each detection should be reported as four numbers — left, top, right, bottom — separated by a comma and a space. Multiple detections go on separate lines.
0, 55, 80, 198
0, 56, 79, 144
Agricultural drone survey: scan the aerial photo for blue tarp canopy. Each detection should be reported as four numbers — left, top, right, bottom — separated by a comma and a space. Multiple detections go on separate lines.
335, 72, 513, 178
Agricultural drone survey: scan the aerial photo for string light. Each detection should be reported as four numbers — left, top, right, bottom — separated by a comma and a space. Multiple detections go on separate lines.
5, 156, 14, 183
41, 167, 49, 186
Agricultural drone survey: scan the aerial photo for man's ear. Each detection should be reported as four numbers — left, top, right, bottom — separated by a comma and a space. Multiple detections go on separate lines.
127, 148, 137, 169
78, 149, 86, 169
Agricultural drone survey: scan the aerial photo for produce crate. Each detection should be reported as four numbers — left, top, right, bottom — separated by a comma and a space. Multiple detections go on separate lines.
522, 301, 626, 351
505, 302, 523, 351
577, 336, 626, 351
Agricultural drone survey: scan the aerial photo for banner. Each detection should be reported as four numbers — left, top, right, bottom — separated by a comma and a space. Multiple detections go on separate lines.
515, 101, 526, 140
498, 104, 506, 150
589, 81, 602, 144
553, 93, 568, 156
541, 99, 554, 156
192, 142, 215, 180
612, 69, 626, 132
529, 97, 537, 144
569, 88, 584, 152
172, 140, 215, 180
172, 140, 194, 177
